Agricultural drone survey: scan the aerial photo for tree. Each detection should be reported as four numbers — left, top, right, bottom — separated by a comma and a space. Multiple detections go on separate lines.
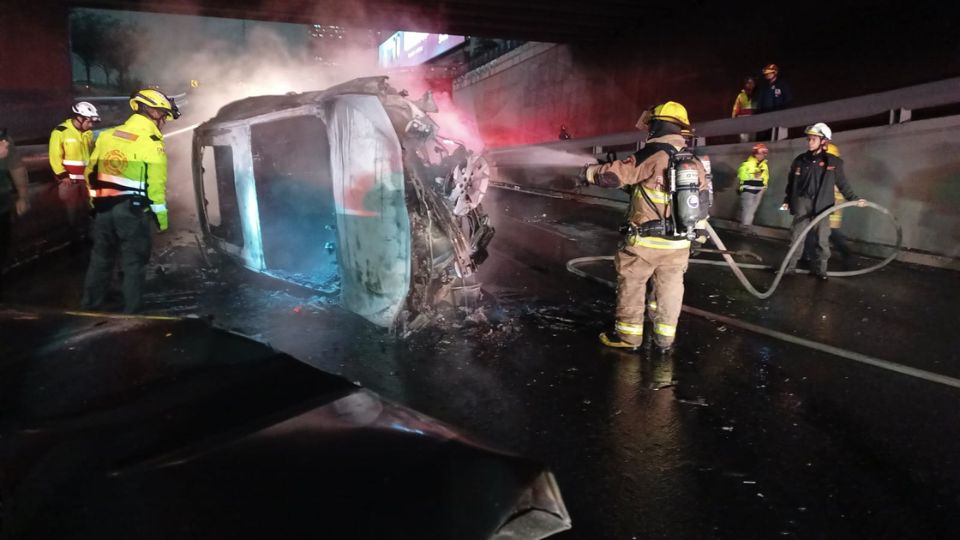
101, 23, 145, 92
70, 11, 144, 92
70, 12, 106, 84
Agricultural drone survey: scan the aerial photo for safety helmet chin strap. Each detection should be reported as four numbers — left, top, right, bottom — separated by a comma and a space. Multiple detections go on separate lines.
648, 120, 682, 139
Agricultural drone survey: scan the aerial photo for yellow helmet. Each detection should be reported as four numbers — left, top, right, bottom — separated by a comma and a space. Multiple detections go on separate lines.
825, 143, 841, 157
130, 89, 180, 120
651, 101, 691, 129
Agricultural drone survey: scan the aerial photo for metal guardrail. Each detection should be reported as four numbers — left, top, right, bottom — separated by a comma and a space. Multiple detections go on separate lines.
75, 92, 188, 102
488, 77, 960, 155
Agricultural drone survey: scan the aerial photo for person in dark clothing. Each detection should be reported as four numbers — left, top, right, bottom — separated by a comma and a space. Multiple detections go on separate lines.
780, 123, 865, 280
757, 64, 793, 113
0, 129, 31, 298
800, 142, 853, 269
558, 124, 571, 140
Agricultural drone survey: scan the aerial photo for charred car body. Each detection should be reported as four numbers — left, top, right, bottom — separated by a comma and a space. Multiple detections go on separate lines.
192, 77, 494, 331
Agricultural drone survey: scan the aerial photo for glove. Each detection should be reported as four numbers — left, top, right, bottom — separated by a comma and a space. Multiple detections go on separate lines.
692, 219, 708, 247
55, 171, 70, 182
579, 163, 600, 185
154, 209, 169, 232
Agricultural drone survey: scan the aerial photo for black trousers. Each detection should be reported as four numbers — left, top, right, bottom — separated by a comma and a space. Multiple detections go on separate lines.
0, 211, 9, 298
81, 200, 152, 313
786, 199, 831, 275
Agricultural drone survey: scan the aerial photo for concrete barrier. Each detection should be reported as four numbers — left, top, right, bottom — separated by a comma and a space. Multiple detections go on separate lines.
703, 115, 960, 262
489, 114, 960, 268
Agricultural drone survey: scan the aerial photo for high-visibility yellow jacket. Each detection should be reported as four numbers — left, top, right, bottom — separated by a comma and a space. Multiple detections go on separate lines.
830, 188, 844, 228
731, 90, 755, 118
737, 155, 769, 193
86, 114, 167, 214
48, 119, 93, 184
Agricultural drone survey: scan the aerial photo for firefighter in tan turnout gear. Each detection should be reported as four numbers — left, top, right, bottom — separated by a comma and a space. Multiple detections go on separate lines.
582, 101, 710, 351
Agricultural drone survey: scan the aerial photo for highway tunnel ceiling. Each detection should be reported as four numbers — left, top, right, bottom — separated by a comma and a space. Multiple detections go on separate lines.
74, 0, 666, 42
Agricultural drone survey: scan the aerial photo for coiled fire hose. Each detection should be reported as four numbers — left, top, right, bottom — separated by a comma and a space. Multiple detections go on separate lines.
567, 201, 903, 299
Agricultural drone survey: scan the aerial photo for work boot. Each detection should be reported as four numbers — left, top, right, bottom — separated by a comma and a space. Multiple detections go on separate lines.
814, 272, 829, 281
599, 331, 641, 351
652, 338, 674, 353
653, 341, 673, 354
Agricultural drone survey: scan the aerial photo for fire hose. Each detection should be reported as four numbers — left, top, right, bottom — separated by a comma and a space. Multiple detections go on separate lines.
560, 202, 960, 390
567, 201, 903, 299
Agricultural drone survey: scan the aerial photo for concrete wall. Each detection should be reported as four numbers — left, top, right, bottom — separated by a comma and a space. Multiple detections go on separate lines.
453, 24, 960, 147
489, 116, 960, 263
703, 116, 960, 260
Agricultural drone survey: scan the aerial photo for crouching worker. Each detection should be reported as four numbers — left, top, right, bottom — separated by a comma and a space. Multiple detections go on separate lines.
581, 101, 710, 351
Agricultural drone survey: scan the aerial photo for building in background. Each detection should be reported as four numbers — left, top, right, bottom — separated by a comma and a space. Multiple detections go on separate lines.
310, 24, 380, 67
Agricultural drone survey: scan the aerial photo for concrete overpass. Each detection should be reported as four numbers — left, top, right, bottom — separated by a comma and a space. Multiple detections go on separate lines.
1, 0, 957, 142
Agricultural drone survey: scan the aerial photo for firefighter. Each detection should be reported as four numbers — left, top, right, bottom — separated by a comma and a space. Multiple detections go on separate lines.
757, 63, 792, 113
582, 101, 709, 351
81, 89, 179, 313
801, 142, 853, 267
780, 123, 865, 280
49, 101, 100, 238
736, 143, 769, 232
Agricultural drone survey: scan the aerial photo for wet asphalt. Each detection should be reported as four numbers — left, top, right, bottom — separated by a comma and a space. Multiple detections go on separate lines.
2, 187, 960, 539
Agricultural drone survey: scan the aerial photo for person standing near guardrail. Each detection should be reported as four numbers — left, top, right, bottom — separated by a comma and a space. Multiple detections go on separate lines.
81, 89, 179, 313
49, 102, 100, 242
757, 64, 792, 113
800, 142, 853, 269
0, 128, 31, 298
732, 76, 758, 142
780, 123, 865, 280
731, 76, 757, 118
736, 143, 769, 233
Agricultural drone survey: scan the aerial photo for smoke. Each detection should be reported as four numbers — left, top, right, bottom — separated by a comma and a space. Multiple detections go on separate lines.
492, 147, 596, 168
386, 70, 485, 152
152, 24, 383, 122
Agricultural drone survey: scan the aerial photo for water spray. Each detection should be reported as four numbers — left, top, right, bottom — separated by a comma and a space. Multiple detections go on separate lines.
165, 123, 201, 138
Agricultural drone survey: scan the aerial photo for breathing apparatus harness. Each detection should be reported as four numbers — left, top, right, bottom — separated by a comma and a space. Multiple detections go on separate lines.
624, 143, 711, 244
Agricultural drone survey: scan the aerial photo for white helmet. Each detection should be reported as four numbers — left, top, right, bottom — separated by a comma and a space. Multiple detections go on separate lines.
72, 101, 101, 122
804, 122, 832, 140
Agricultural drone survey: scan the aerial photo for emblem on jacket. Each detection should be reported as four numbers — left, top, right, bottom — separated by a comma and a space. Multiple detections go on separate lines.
103, 149, 128, 176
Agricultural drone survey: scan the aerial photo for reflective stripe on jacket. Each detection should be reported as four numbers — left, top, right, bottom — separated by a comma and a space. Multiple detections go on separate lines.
784, 152, 857, 216
830, 188, 844, 228
593, 134, 707, 251
737, 155, 769, 193
48, 120, 93, 182
731, 90, 755, 118
87, 114, 167, 213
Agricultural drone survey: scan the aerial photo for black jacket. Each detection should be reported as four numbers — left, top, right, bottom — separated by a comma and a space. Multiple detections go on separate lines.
757, 78, 793, 112
784, 151, 857, 216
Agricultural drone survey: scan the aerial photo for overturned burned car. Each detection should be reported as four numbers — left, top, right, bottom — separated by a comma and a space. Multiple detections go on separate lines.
192, 77, 494, 332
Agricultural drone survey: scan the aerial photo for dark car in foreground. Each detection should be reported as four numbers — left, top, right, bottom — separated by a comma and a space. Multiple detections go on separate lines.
0, 308, 570, 539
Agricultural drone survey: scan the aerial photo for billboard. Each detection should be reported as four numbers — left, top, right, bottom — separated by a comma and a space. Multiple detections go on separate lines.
378, 32, 466, 68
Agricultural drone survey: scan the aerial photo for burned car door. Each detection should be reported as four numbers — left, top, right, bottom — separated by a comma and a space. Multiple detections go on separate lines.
326, 95, 411, 326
